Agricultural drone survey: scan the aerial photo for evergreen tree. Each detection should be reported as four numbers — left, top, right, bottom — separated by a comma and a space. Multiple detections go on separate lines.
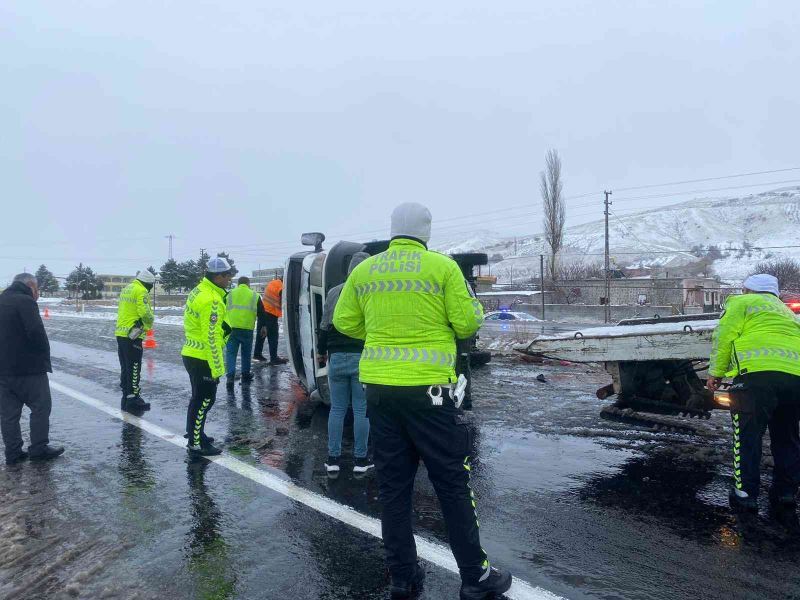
159, 259, 181, 294
65, 264, 104, 299
35, 265, 60, 296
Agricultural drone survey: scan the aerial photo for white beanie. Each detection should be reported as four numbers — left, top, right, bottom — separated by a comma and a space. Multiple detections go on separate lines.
136, 269, 156, 284
390, 202, 432, 243
742, 273, 780, 296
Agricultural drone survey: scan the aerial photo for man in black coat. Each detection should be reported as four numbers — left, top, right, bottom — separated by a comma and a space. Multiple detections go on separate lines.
0, 273, 64, 465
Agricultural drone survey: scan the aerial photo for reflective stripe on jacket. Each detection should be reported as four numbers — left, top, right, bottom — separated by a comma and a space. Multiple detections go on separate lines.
226, 283, 259, 330
181, 278, 228, 379
263, 279, 283, 317
115, 280, 154, 338
333, 238, 484, 386
709, 292, 800, 378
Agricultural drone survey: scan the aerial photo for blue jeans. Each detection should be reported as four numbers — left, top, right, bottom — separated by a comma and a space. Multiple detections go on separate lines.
328, 352, 369, 458
225, 328, 254, 378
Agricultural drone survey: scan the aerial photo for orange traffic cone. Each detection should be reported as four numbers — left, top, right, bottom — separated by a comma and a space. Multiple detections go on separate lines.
143, 329, 158, 349
43, 308, 50, 319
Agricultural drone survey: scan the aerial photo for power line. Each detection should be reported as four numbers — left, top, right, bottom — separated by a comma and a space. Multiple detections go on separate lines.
612, 166, 800, 194
610, 178, 800, 204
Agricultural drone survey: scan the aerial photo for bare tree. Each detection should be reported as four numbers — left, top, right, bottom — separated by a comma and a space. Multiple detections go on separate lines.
750, 258, 800, 292
541, 149, 565, 281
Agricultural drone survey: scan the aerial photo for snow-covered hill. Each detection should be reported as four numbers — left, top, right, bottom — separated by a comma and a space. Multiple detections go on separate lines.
433, 186, 800, 283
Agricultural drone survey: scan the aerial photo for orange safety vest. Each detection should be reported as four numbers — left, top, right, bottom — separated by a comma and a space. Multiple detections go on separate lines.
263, 279, 283, 317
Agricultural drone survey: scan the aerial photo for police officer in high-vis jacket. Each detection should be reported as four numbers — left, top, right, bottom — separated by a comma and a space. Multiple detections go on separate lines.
115, 269, 155, 413
182, 257, 233, 457
708, 273, 800, 522
224, 276, 266, 392
334, 203, 512, 600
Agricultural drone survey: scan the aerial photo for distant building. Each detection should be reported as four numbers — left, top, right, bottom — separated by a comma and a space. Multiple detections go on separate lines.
250, 267, 284, 295
97, 274, 135, 298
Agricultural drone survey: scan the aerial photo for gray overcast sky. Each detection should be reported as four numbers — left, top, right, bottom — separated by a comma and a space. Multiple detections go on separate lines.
2, 1, 798, 282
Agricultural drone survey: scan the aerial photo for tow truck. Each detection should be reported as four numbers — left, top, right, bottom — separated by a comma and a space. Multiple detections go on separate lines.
283, 233, 489, 406
517, 313, 732, 431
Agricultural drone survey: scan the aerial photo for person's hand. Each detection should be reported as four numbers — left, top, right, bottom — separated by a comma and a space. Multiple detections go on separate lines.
706, 376, 723, 392
260, 326, 267, 338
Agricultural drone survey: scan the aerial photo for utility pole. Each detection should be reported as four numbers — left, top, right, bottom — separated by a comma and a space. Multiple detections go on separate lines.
165, 234, 175, 260
604, 190, 613, 323
540, 254, 545, 321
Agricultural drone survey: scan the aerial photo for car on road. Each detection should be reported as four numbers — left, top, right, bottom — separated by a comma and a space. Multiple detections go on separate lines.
483, 310, 541, 322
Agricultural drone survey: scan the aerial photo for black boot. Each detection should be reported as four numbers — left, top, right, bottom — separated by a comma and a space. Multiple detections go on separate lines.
390, 563, 425, 599
226, 379, 235, 393
5, 451, 29, 465
241, 373, 255, 383
769, 493, 799, 532
29, 445, 65, 461
729, 489, 758, 514
130, 396, 151, 411
187, 442, 223, 457
459, 566, 512, 600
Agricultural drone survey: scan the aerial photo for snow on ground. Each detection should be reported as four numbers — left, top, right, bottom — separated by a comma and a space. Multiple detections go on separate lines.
44, 308, 184, 327
434, 186, 800, 283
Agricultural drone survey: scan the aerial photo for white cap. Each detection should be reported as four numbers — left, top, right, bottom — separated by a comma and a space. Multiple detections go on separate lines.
136, 269, 156, 284
743, 273, 780, 296
390, 202, 432, 243
206, 257, 232, 274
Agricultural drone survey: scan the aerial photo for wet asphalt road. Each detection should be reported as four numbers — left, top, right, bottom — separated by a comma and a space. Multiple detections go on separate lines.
2, 314, 800, 600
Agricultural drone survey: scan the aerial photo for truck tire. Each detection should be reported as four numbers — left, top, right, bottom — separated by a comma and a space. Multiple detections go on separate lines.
470, 350, 492, 367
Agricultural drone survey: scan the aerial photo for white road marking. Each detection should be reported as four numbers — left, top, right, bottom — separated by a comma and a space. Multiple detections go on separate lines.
50, 379, 564, 600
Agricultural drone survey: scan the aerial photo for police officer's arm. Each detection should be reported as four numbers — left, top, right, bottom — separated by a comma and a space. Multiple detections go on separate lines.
708, 297, 746, 377
444, 262, 484, 339
333, 278, 366, 340
202, 298, 227, 380
137, 287, 155, 330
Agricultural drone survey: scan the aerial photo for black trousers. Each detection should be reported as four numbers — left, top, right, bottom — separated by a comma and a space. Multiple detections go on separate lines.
183, 357, 219, 447
729, 371, 800, 500
117, 336, 143, 398
366, 384, 487, 583
254, 313, 280, 361
0, 374, 52, 459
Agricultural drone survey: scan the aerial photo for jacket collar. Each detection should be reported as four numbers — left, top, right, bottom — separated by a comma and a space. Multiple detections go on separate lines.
389, 237, 427, 251
200, 276, 228, 300
7, 281, 34, 297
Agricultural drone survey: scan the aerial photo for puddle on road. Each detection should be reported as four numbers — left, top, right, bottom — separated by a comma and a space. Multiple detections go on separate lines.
479, 429, 636, 494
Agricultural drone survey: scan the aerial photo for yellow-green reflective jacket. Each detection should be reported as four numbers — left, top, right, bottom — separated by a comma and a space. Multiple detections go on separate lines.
709, 292, 800, 378
333, 238, 484, 386
181, 278, 228, 379
226, 284, 258, 330
115, 280, 154, 338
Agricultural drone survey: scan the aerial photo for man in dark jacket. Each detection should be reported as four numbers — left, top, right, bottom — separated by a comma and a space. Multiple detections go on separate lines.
0, 273, 64, 465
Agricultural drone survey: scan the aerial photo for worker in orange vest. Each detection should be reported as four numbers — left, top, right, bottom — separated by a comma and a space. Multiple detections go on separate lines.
254, 276, 288, 365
